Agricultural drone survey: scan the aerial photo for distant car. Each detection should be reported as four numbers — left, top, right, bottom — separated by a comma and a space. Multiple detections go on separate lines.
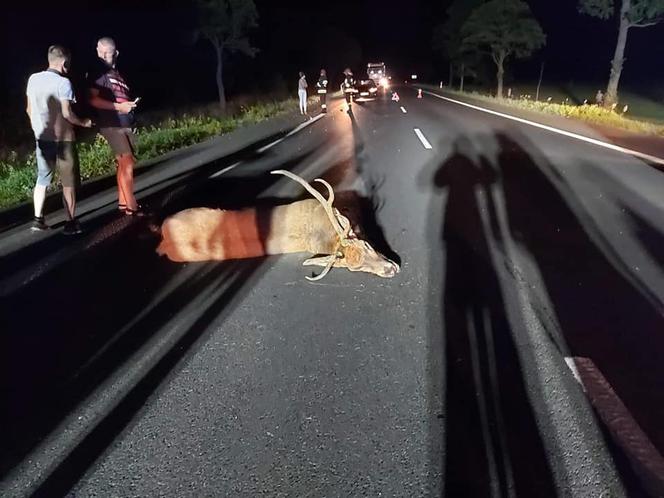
355, 79, 379, 102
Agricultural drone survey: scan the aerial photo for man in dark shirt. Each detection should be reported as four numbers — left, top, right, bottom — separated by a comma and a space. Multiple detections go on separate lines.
88, 37, 142, 215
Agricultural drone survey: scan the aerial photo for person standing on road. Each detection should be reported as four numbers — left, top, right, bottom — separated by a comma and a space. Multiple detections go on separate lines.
341, 68, 356, 113
26, 45, 93, 234
316, 69, 328, 113
88, 37, 143, 216
298, 71, 308, 115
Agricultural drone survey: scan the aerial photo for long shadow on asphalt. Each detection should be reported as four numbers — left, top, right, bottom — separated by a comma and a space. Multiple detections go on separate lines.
425, 135, 557, 496
0, 147, 323, 489
497, 132, 664, 496
622, 204, 664, 274
0, 129, 293, 272
309, 157, 399, 266
32, 262, 264, 497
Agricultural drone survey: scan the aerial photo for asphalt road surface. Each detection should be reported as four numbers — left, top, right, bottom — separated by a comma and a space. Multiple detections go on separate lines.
2, 88, 664, 497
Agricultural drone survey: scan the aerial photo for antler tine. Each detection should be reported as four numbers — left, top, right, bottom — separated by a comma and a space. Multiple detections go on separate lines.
305, 254, 337, 281
314, 178, 334, 206
314, 178, 352, 240
271, 170, 346, 238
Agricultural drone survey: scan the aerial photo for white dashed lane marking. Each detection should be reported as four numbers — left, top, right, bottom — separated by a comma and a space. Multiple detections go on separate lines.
414, 128, 433, 150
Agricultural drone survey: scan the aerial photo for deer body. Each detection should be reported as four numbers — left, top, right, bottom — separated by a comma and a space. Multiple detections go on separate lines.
157, 170, 400, 279
157, 199, 340, 262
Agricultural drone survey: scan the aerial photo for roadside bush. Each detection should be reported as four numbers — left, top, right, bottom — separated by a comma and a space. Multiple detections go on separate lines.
0, 98, 297, 210
447, 88, 664, 136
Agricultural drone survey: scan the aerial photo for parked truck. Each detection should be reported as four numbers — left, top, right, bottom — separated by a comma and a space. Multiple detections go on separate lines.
367, 62, 389, 89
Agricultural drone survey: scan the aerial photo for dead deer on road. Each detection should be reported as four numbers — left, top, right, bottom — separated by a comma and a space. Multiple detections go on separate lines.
156, 170, 400, 281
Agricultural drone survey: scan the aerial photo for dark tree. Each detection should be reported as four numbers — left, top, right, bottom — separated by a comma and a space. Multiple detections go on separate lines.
461, 0, 546, 98
579, 0, 664, 108
195, 0, 258, 111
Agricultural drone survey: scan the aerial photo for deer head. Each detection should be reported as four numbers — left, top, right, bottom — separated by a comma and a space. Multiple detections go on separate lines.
271, 170, 400, 281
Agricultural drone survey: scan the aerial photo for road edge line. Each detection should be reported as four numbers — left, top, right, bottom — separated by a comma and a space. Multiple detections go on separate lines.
421, 89, 664, 166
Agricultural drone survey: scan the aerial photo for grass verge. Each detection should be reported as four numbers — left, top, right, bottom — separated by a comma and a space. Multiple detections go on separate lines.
443, 88, 664, 137
0, 98, 298, 210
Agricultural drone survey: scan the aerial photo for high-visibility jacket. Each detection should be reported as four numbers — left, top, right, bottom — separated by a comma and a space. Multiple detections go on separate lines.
316, 76, 328, 94
342, 76, 356, 93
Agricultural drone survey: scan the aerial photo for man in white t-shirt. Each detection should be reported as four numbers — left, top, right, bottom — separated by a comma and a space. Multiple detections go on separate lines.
26, 45, 92, 234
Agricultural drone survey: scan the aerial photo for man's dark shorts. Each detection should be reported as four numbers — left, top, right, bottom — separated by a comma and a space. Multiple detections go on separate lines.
35, 140, 79, 187
99, 127, 136, 157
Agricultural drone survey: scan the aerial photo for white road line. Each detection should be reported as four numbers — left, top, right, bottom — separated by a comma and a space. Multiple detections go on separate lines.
209, 114, 325, 178
256, 139, 282, 154
285, 113, 325, 137
209, 161, 242, 179
564, 357, 585, 388
414, 128, 433, 150
477, 184, 625, 494
567, 356, 664, 492
421, 89, 664, 166
400, 106, 407, 114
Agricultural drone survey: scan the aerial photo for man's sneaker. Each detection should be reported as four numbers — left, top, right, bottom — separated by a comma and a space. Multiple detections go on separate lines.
62, 219, 83, 235
30, 216, 49, 231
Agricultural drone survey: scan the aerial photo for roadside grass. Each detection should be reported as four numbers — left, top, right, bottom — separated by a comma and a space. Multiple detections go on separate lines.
444, 85, 664, 136
0, 98, 298, 210
505, 83, 664, 124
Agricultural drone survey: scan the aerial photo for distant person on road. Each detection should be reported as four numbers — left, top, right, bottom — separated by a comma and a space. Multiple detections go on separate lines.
316, 69, 328, 113
298, 71, 308, 115
341, 68, 356, 113
26, 45, 93, 235
595, 89, 604, 106
88, 37, 143, 216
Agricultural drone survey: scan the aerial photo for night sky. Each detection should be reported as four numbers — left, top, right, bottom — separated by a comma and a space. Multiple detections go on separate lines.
3, 0, 664, 117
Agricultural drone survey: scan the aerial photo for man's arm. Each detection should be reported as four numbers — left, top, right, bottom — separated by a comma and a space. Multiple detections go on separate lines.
61, 99, 92, 128
26, 96, 31, 119
88, 88, 136, 114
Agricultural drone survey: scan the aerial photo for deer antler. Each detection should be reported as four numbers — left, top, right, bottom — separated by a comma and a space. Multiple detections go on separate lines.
314, 178, 334, 206
314, 178, 352, 240
305, 254, 338, 281
271, 170, 347, 241
271, 170, 355, 281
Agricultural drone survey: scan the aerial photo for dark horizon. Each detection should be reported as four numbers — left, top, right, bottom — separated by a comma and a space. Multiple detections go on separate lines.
3, 0, 664, 114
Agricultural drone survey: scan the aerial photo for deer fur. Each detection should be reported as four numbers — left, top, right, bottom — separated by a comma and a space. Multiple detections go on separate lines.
156, 170, 400, 280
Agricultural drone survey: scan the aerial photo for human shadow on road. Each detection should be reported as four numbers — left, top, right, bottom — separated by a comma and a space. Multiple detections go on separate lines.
496, 132, 664, 495
623, 204, 664, 271
425, 135, 557, 497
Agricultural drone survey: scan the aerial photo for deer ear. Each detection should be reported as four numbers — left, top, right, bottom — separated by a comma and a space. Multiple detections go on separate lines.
341, 244, 363, 267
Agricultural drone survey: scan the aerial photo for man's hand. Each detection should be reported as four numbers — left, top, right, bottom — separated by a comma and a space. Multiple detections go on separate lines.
62, 99, 94, 128
116, 101, 137, 114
